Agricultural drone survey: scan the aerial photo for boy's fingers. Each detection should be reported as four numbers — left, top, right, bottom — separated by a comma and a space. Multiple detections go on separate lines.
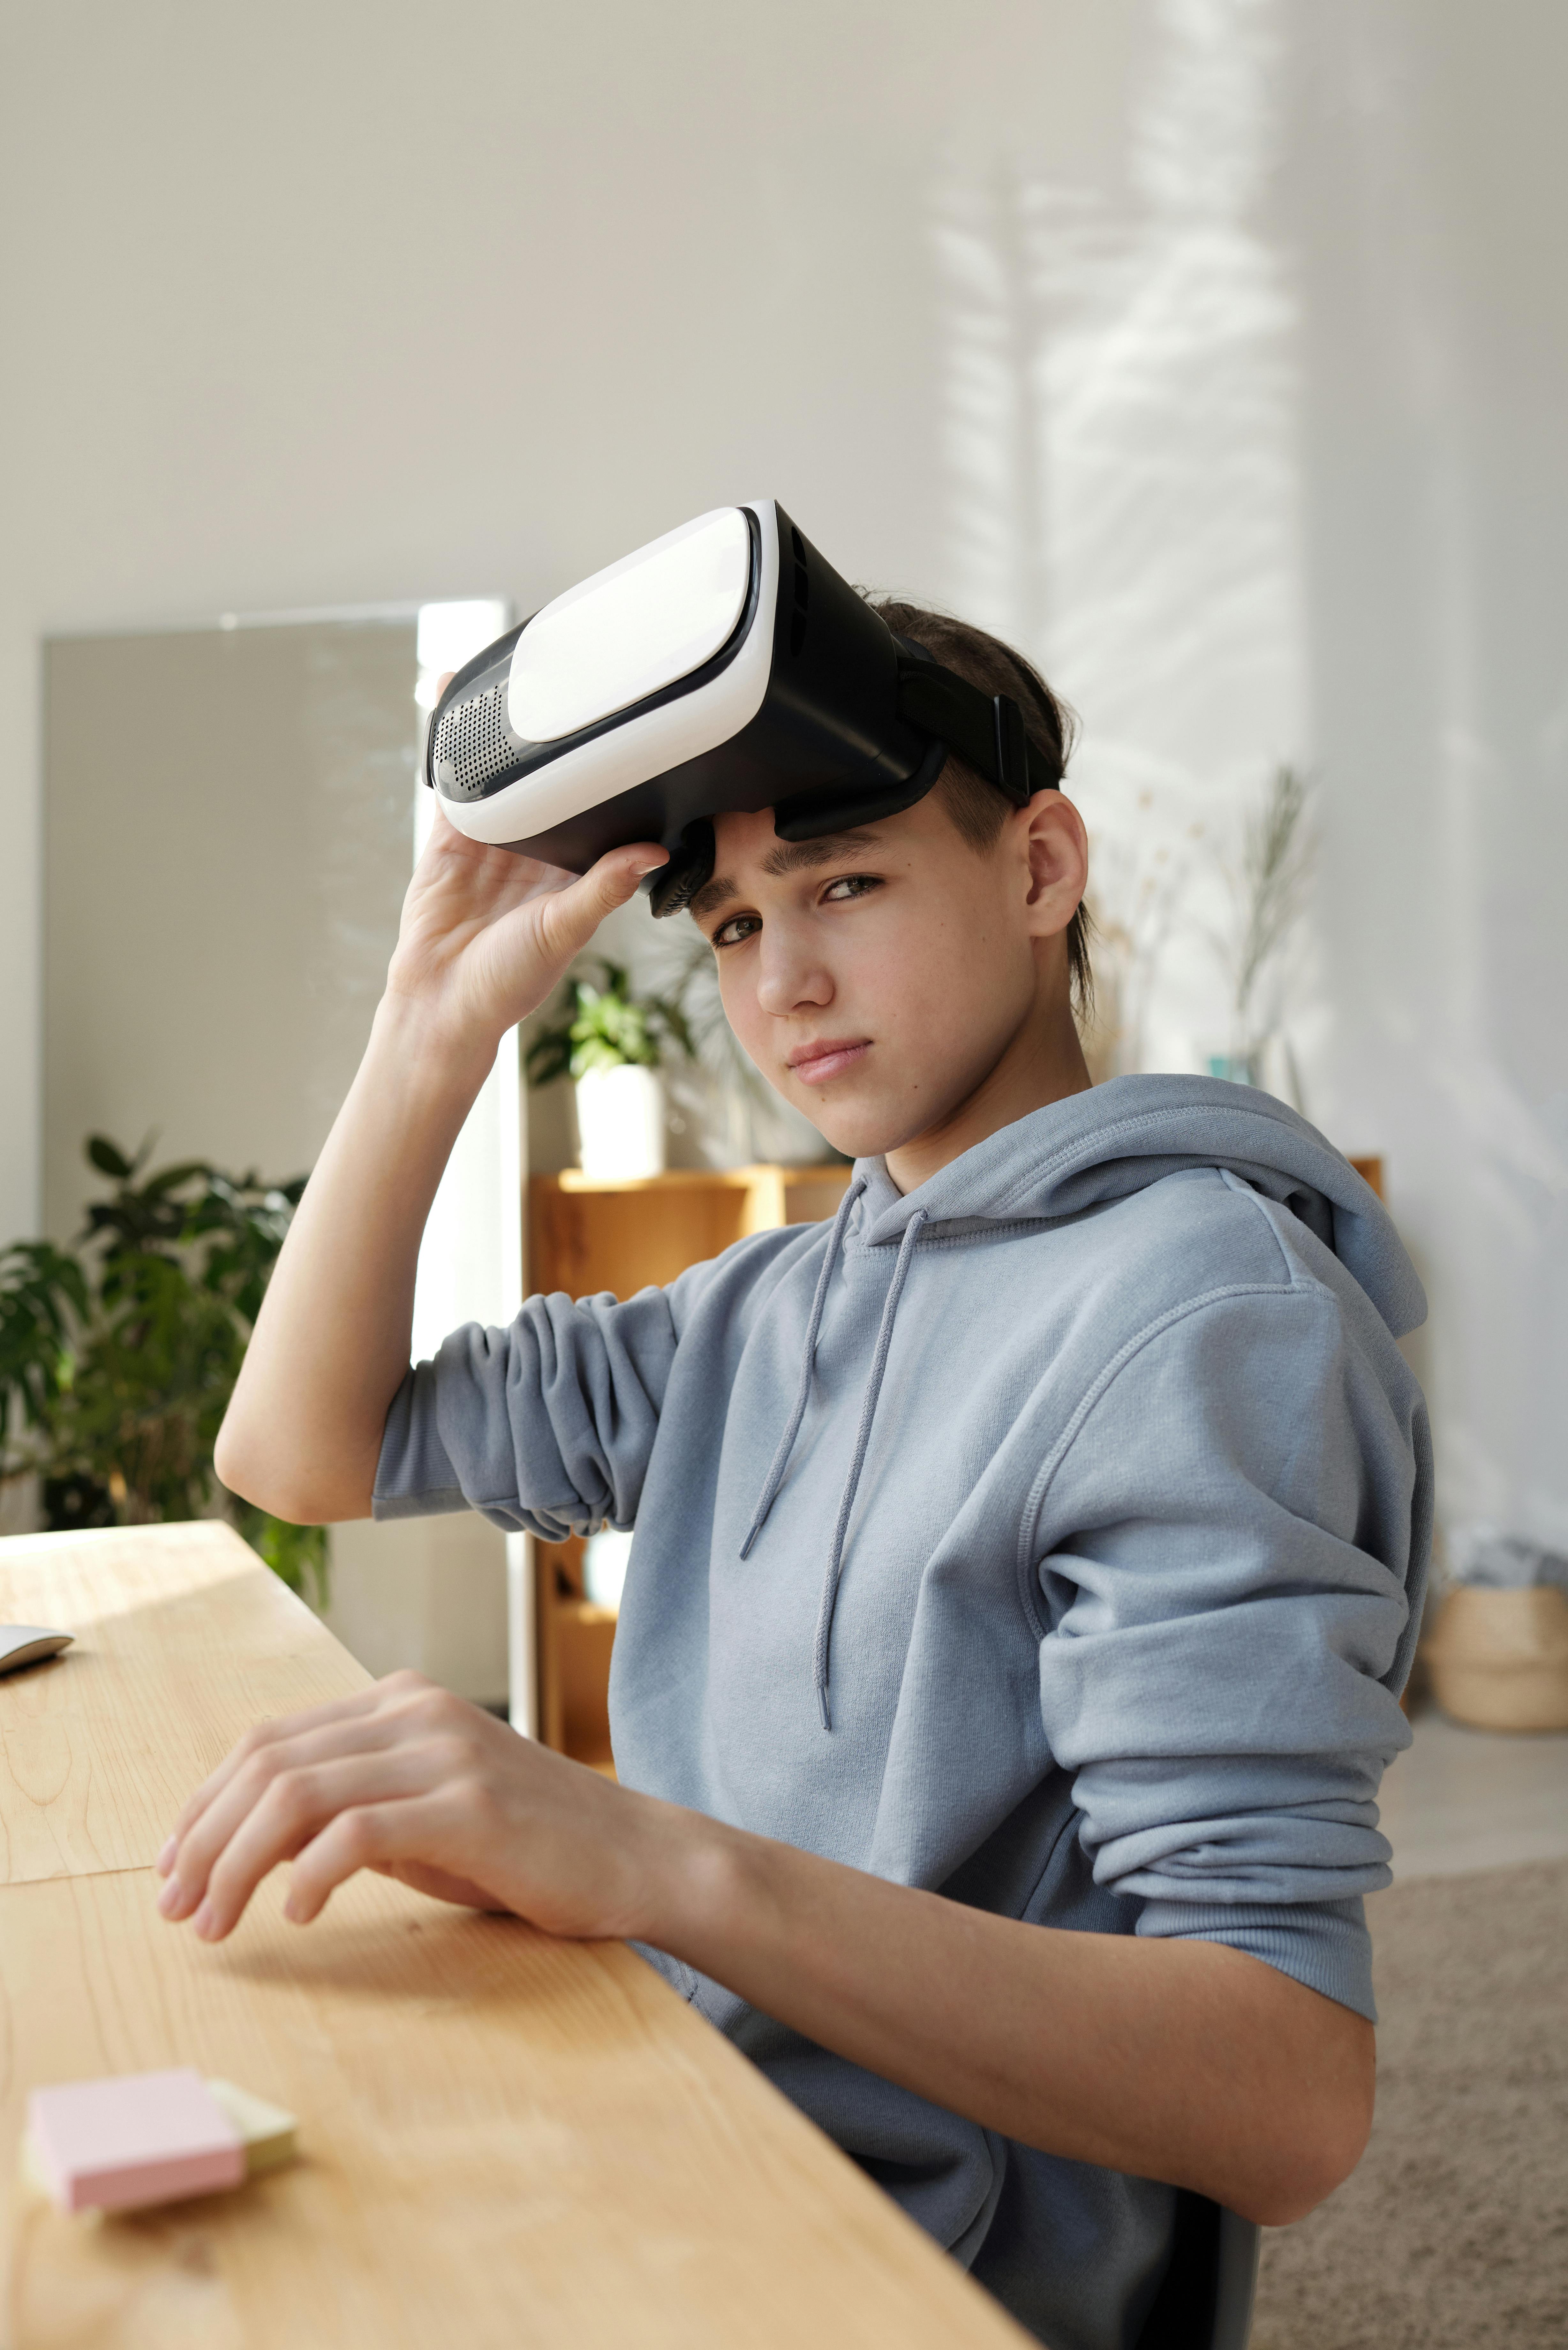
284, 1791, 462, 1925
535, 845, 668, 963
161, 1688, 376, 1858
160, 1676, 433, 1873
159, 1710, 419, 1916
188, 1749, 441, 1941
162, 1725, 290, 1861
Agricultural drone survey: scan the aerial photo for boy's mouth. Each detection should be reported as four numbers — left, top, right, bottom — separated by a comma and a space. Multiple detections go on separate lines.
786, 1039, 871, 1087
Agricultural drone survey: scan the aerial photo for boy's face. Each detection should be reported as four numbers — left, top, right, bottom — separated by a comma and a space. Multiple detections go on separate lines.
689, 787, 1088, 1165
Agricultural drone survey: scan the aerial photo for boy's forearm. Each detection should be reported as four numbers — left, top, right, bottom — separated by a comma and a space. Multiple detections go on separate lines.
640, 1807, 1373, 2227
215, 996, 498, 1523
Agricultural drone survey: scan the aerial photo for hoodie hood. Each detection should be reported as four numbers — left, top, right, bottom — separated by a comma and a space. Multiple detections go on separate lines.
853, 1073, 1426, 1341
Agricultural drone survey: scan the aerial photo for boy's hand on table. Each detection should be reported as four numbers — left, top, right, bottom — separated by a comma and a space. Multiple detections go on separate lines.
155, 1673, 676, 1944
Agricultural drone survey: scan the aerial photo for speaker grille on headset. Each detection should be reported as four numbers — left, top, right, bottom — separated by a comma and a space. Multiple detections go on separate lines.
433, 682, 517, 798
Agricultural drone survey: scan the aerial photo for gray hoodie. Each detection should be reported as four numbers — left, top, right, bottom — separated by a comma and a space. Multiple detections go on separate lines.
376, 1075, 1431, 2350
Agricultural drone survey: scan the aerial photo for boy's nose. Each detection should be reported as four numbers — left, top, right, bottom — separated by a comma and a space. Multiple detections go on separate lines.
754, 938, 833, 1017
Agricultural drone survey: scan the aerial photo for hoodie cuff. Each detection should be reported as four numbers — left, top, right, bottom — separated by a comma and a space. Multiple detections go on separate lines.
1135, 1895, 1376, 2022
372, 1361, 470, 1521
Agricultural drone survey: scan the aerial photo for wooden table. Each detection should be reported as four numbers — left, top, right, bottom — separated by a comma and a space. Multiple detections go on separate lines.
0, 1523, 1022, 2348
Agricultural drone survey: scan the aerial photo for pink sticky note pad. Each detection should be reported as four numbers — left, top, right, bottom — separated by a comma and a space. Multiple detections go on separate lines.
28, 2069, 245, 2213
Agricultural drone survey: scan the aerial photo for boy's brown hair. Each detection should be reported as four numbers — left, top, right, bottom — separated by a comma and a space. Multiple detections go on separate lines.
867, 598, 1092, 1020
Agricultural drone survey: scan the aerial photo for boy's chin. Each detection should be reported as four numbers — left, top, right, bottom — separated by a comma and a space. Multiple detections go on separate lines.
787, 1092, 918, 1168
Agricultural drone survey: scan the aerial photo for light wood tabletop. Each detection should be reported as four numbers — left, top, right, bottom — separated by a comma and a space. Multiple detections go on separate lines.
0, 1523, 1024, 2349
0, 1523, 369, 1887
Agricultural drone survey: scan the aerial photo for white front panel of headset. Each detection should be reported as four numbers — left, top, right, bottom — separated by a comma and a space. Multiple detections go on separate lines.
509, 506, 753, 744
449, 501, 779, 848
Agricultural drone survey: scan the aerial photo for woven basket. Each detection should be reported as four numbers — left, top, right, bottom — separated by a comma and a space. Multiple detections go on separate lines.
1424, 1585, 1568, 1732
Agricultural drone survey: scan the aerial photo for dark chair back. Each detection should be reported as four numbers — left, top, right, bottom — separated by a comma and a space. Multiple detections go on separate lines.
1135, 2191, 1259, 2350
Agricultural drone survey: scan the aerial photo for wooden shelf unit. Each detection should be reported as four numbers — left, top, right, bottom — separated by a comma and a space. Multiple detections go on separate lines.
528, 1163, 851, 1769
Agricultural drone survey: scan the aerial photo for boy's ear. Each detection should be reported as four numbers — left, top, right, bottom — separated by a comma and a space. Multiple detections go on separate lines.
1020, 791, 1089, 936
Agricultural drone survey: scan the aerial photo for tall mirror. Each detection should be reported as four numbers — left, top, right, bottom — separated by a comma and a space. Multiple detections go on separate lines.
43, 611, 523, 1714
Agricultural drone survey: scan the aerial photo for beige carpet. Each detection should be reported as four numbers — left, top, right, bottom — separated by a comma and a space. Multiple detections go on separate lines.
1251, 1858, 1568, 2349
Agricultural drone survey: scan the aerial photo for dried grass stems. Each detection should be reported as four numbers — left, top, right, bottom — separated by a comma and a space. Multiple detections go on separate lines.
1221, 762, 1314, 1062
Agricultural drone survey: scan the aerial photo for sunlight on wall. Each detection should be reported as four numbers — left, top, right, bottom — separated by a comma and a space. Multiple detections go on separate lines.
935, 0, 1308, 1079
1297, 7, 1568, 1550
935, 0, 1568, 1550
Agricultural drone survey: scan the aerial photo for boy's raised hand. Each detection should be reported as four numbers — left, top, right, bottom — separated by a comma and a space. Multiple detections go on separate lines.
390, 805, 668, 1048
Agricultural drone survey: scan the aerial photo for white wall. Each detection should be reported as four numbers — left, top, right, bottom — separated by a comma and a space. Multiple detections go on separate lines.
1289, 6, 1568, 1550
0, 0, 1134, 1223
3, 0, 1564, 1551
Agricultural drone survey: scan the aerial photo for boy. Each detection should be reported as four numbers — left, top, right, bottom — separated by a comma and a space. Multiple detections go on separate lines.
162, 604, 1429, 2350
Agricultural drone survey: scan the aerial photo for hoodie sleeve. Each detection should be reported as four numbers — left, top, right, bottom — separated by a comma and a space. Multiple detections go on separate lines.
372, 1282, 690, 1541
1031, 1276, 1430, 2022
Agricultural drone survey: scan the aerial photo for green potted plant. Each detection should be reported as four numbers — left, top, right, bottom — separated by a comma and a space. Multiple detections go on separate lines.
0, 1136, 327, 1602
525, 959, 693, 1180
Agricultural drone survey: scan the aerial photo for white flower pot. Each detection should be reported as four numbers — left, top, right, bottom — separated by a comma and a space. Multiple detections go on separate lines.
574, 1064, 667, 1181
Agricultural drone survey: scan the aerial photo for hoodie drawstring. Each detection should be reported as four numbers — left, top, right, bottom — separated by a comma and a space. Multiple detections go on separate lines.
812, 1207, 927, 1730
739, 1183, 929, 1732
739, 1174, 866, 1560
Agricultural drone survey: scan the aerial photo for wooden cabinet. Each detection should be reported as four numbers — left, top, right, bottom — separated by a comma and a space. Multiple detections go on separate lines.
527, 1165, 851, 1769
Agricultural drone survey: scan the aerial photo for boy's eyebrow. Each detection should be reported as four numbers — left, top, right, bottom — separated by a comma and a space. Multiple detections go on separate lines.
687, 829, 882, 924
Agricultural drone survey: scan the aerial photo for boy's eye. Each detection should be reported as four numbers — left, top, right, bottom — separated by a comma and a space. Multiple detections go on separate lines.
708, 872, 882, 947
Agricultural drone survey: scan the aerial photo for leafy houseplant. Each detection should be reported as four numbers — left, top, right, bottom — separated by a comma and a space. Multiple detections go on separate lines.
0, 1137, 327, 1603
526, 960, 694, 1180
524, 959, 693, 1085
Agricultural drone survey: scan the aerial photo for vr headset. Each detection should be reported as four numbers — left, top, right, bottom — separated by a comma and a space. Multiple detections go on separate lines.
424, 499, 1060, 917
